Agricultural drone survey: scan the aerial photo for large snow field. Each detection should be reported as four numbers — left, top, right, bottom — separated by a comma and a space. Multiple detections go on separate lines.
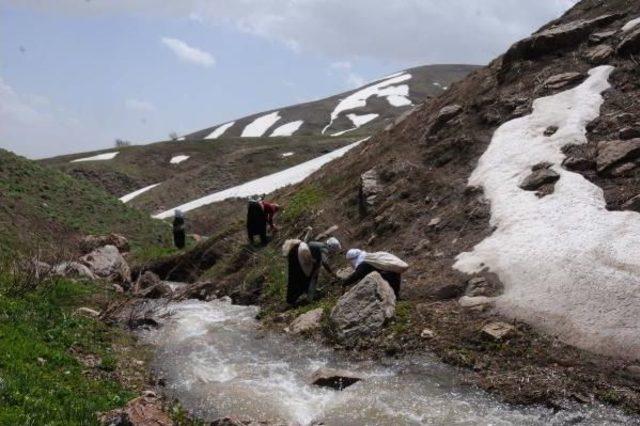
153, 138, 368, 219
205, 122, 235, 139
454, 66, 640, 358
120, 183, 161, 203
70, 152, 119, 163
242, 112, 282, 137
270, 120, 304, 137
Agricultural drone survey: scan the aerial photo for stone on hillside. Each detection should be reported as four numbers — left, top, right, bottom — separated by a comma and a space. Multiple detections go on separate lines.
359, 169, 382, 212
611, 162, 637, 177
542, 72, 586, 91
430, 282, 464, 300
617, 26, 640, 56
589, 30, 616, 44
99, 394, 172, 426
140, 282, 173, 299
622, 194, 640, 212
481, 322, 515, 341
289, 308, 323, 334
596, 139, 640, 176
458, 296, 495, 309
420, 328, 435, 339
619, 127, 640, 140
584, 44, 614, 64
519, 167, 560, 191
544, 125, 559, 136
562, 156, 595, 171
429, 104, 463, 134
75, 307, 100, 318
52, 261, 97, 280
310, 367, 362, 390
80, 233, 129, 254
502, 14, 622, 66
135, 271, 161, 294
80, 245, 131, 283
330, 272, 396, 343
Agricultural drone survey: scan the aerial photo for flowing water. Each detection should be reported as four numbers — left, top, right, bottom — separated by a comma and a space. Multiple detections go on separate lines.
140, 299, 637, 425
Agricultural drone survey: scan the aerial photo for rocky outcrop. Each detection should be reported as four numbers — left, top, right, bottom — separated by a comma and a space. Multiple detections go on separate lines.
562, 156, 594, 171
330, 272, 396, 343
519, 167, 560, 191
502, 14, 621, 67
541, 72, 586, 91
80, 233, 129, 254
428, 104, 462, 135
620, 127, 640, 140
596, 138, 640, 176
589, 30, 616, 43
617, 26, 640, 56
81, 245, 131, 283
310, 367, 362, 390
622, 194, 640, 212
52, 261, 97, 280
584, 44, 614, 64
99, 393, 171, 426
359, 169, 382, 214
289, 308, 323, 334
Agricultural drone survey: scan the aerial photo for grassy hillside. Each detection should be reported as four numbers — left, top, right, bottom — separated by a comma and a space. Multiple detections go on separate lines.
0, 149, 170, 257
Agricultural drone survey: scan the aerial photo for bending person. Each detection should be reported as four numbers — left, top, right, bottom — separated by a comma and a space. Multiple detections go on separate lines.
342, 249, 405, 298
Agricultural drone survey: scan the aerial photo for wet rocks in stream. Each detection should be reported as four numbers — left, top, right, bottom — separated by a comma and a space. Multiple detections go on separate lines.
310, 367, 363, 390
288, 308, 323, 334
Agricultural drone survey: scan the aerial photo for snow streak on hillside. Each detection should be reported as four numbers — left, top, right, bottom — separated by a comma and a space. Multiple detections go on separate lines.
454, 66, 640, 358
71, 152, 119, 163
153, 138, 368, 219
242, 112, 282, 137
120, 183, 161, 203
270, 120, 304, 137
205, 122, 235, 139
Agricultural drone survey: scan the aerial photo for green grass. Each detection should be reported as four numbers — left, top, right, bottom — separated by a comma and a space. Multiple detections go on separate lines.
281, 185, 325, 222
0, 274, 135, 425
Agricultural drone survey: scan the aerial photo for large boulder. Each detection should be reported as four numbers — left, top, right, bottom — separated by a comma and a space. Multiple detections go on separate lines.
80, 245, 131, 283
429, 104, 463, 134
289, 308, 323, 334
80, 233, 129, 254
617, 26, 640, 56
310, 367, 362, 390
502, 14, 621, 66
330, 272, 396, 343
52, 261, 97, 281
596, 139, 640, 176
359, 169, 382, 213
584, 44, 614, 64
541, 72, 586, 91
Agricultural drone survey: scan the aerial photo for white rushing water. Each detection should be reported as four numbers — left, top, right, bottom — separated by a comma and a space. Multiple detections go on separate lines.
140, 299, 636, 425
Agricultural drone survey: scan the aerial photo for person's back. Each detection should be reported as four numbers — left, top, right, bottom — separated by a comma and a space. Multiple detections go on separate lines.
343, 249, 403, 298
173, 210, 186, 249
246, 199, 267, 245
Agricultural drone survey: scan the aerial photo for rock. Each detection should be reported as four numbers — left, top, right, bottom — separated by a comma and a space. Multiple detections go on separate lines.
210, 417, 266, 426
481, 322, 515, 341
75, 307, 101, 318
81, 245, 131, 283
289, 308, 323, 334
519, 168, 560, 191
562, 156, 595, 171
135, 271, 161, 294
611, 162, 637, 177
584, 44, 614, 64
420, 328, 435, 339
314, 225, 339, 241
428, 217, 442, 228
544, 125, 559, 136
622, 194, 640, 212
589, 30, 616, 43
174, 281, 217, 301
542, 72, 586, 91
335, 267, 354, 280
431, 283, 464, 300
359, 169, 382, 212
112, 284, 124, 293
617, 26, 640, 56
52, 261, 97, 280
139, 282, 173, 299
466, 277, 489, 297
100, 394, 172, 426
310, 367, 362, 390
458, 296, 495, 309
596, 139, 640, 176
619, 127, 640, 140
220, 295, 233, 304
502, 14, 622, 66
80, 233, 129, 254
330, 272, 396, 343
623, 365, 640, 382
616, 113, 635, 125
429, 104, 462, 134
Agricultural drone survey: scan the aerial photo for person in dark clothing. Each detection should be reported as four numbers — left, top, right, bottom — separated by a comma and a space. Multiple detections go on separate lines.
172, 209, 186, 249
342, 249, 402, 298
247, 198, 280, 246
286, 237, 341, 305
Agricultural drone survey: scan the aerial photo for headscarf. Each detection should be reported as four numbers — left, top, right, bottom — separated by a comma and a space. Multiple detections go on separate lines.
174, 209, 184, 218
326, 237, 342, 253
346, 248, 366, 269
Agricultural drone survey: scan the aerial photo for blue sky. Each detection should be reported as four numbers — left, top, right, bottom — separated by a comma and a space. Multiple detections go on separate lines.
0, 0, 576, 158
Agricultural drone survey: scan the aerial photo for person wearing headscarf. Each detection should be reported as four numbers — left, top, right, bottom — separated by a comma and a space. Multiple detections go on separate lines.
286, 237, 342, 305
247, 197, 280, 246
342, 248, 403, 298
172, 209, 186, 249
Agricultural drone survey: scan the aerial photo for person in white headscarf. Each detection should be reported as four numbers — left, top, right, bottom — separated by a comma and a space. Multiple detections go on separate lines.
343, 248, 403, 298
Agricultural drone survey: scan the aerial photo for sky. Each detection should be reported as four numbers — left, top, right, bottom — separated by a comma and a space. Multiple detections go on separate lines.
0, 0, 577, 159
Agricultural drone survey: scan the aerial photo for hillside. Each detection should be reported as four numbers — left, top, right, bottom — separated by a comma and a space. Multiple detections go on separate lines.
43, 64, 477, 216
142, 0, 640, 411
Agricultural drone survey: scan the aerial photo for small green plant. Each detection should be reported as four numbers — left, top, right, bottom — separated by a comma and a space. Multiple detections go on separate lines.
282, 185, 325, 222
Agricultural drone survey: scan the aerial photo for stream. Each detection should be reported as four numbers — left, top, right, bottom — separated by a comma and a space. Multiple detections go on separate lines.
140, 299, 637, 425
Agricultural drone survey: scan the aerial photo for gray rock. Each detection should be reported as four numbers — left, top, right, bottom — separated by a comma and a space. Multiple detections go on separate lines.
75, 307, 101, 318
140, 282, 173, 299
360, 169, 382, 211
589, 30, 616, 43
562, 156, 595, 171
622, 194, 640, 212
617, 26, 640, 56
596, 139, 640, 176
519, 168, 560, 191
620, 127, 640, 140
544, 125, 559, 136
135, 271, 161, 294
429, 104, 462, 134
52, 261, 97, 281
310, 367, 362, 390
611, 162, 637, 177
431, 283, 464, 300
584, 44, 614, 64
482, 322, 515, 341
420, 328, 435, 339
542, 72, 585, 91
289, 308, 323, 334
80, 245, 131, 283
330, 272, 396, 343
79, 233, 129, 254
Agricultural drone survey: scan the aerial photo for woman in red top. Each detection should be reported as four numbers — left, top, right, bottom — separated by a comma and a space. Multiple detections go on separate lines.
246, 198, 280, 246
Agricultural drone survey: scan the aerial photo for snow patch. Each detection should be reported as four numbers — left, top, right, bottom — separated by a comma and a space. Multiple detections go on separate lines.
71, 152, 119, 163
453, 66, 640, 358
270, 120, 304, 137
153, 139, 368, 219
120, 183, 161, 203
622, 17, 640, 32
330, 128, 356, 137
347, 113, 378, 128
205, 122, 235, 139
281, 152, 294, 157
242, 112, 281, 137
170, 155, 190, 164
323, 74, 412, 134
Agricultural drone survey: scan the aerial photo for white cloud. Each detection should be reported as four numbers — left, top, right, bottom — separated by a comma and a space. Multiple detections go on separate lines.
161, 37, 215, 67
328, 61, 365, 89
125, 98, 156, 112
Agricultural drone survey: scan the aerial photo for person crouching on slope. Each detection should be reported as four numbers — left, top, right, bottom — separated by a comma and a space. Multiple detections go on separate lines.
173, 209, 186, 249
342, 249, 409, 298
284, 237, 342, 305
247, 197, 280, 246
